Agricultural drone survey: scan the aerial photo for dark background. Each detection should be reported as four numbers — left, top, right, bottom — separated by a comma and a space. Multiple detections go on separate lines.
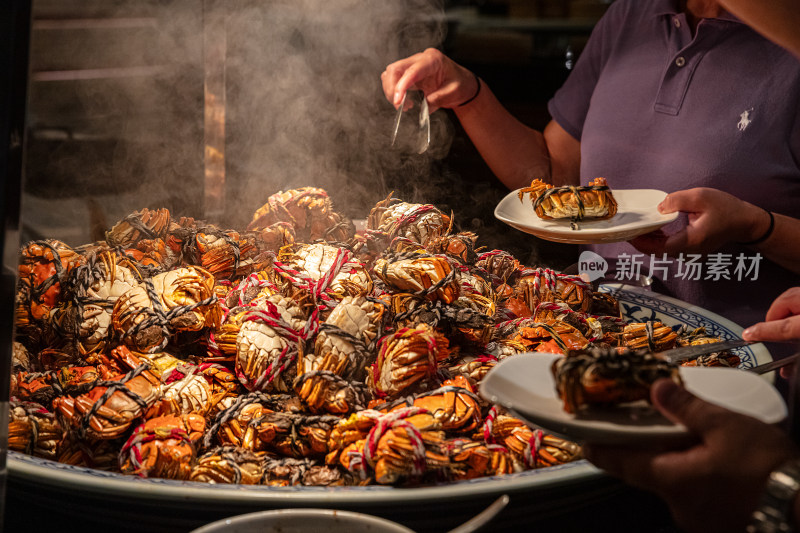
18, 0, 612, 268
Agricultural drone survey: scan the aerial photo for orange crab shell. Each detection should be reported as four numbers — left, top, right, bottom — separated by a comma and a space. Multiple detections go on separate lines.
518, 177, 617, 221
512, 321, 589, 354
371, 324, 451, 399
119, 413, 206, 479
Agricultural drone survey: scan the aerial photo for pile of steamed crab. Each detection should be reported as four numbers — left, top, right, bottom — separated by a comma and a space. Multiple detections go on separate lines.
9, 187, 740, 487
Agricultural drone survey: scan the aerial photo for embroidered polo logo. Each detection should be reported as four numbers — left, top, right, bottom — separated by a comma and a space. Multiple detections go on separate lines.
737, 108, 753, 131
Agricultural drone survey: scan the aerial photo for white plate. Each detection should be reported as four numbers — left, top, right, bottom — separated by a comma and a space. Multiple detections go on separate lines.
191, 509, 415, 533
494, 188, 679, 244
480, 352, 787, 446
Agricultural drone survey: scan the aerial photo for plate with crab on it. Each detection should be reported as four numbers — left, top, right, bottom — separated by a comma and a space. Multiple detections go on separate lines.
494, 179, 678, 245
479, 351, 787, 446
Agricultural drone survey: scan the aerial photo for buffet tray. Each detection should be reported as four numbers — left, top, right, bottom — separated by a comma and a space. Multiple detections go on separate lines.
5, 284, 769, 532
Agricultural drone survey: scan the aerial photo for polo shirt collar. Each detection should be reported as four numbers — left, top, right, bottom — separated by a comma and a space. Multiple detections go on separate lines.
651, 0, 744, 24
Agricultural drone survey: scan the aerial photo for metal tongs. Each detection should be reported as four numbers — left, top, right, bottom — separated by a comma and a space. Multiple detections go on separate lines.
659, 339, 757, 364
748, 352, 800, 375
658, 339, 798, 375
390, 90, 430, 154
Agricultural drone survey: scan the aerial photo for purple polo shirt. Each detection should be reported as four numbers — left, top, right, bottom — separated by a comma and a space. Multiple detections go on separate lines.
548, 0, 800, 329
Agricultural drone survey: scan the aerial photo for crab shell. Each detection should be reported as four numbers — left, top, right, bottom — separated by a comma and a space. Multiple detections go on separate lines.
255, 221, 296, 252
518, 177, 618, 221
479, 413, 526, 443
119, 413, 206, 479
56, 365, 105, 395
372, 427, 449, 484
18, 240, 83, 321
296, 374, 369, 416
425, 231, 479, 265
11, 371, 59, 406
532, 302, 620, 343
54, 370, 162, 440
279, 243, 373, 299
367, 199, 450, 247
446, 440, 515, 480
475, 250, 521, 286
8, 401, 63, 459
512, 320, 589, 354
133, 350, 184, 380
447, 356, 497, 384
372, 412, 447, 485
221, 269, 282, 310
682, 351, 741, 368
157, 366, 215, 416
485, 340, 528, 359
296, 296, 384, 413
249, 187, 330, 230
11, 341, 31, 372
210, 308, 250, 360
373, 255, 460, 304
503, 426, 583, 468
189, 446, 265, 484
326, 410, 382, 452
254, 412, 339, 458
198, 362, 240, 397
235, 295, 307, 392
216, 402, 270, 451
105, 208, 171, 248
621, 321, 678, 352
516, 269, 591, 313
248, 187, 353, 242
459, 270, 493, 298
120, 238, 177, 270
112, 266, 221, 353
551, 347, 683, 414
371, 324, 451, 400
57, 433, 122, 470
53, 348, 163, 440
75, 257, 141, 355
381, 377, 481, 433
261, 457, 348, 487
236, 320, 294, 392
192, 230, 264, 281
328, 409, 447, 485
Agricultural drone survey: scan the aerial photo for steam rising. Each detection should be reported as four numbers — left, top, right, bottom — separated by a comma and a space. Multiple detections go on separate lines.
225, 0, 449, 227
23, 0, 450, 241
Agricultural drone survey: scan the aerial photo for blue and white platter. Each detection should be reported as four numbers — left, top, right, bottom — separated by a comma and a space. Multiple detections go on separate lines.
6, 284, 770, 531
599, 283, 769, 372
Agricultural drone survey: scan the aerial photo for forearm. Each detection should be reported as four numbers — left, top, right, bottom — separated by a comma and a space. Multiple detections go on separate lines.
712, 196, 800, 274
748, 212, 800, 274
453, 81, 554, 190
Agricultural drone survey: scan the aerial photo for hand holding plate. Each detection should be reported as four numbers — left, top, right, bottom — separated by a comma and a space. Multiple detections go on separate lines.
630, 187, 770, 255
583, 379, 800, 533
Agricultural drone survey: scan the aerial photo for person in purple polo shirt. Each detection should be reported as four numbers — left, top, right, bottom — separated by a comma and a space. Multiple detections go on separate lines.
584, 4, 800, 533
384, 1, 800, 530
381, 0, 800, 334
